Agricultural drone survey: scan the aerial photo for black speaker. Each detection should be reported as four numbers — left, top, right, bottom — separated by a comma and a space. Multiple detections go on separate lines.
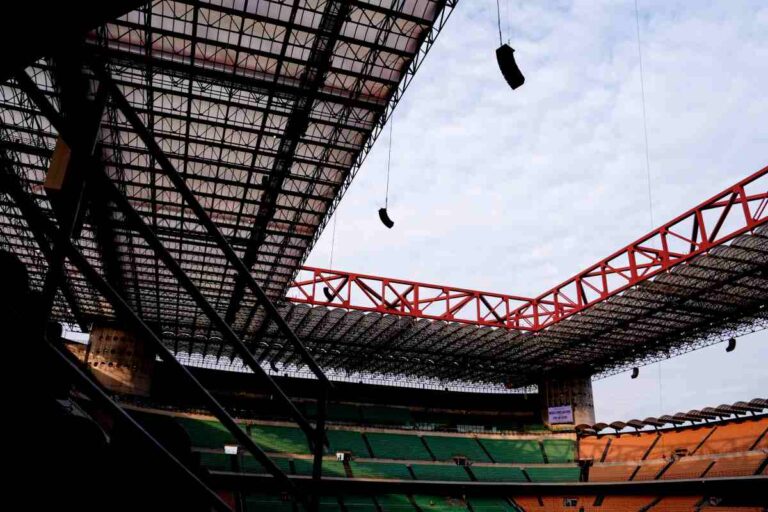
631, 367, 639, 379
378, 207, 394, 228
726, 337, 736, 352
496, 44, 525, 90
323, 286, 337, 302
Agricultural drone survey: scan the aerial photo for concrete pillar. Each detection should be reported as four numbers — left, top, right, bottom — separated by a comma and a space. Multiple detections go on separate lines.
538, 374, 595, 427
86, 324, 156, 396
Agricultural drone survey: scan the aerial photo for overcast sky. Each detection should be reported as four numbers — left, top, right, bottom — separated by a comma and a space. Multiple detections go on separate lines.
303, 0, 768, 421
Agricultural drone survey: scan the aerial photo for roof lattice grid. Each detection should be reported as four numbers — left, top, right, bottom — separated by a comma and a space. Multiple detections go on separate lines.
0, 1, 458, 349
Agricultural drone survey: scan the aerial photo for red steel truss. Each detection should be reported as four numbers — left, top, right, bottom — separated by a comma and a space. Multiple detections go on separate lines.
287, 165, 768, 331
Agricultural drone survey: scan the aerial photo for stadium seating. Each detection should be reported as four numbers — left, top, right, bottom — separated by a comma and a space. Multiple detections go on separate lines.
250, 424, 311, 454
479, 439, 545, 463
244, 494, 293, 512
292, 458, 348, 478
631, 460, 666, 481
411, 463, 470, 481
240, 454, 292, 474
660, 457, 712, 480
198, 451, 232, 471
645, 427, 709, 460
524, 466, 580, 482
578, 436, 609, 461
541, 439, 576, 462
649, 496, 702, 511
603, 433, 656, 462
467, 497, 516, 512
327, 429, 371, 457
413, 495, 468, 511
176, 417, 237, 449
588, 463, 638, 481
597, 496, 657, 511
366, 432, 432, 460
423, 435, 491, 462
705, 452, 766, 477
471, 465, 527, 482
361, 405, 414, 426
377, 494, 418, 511
349, 461, 413, 480
697, 418, 768, 455
344, 495, 379, 512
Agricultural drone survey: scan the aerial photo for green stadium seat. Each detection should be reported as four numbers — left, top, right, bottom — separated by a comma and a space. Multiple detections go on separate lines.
328, 403, 364, 423
350, 461, 412, 480
240, 455, 292, 474
413, 495, 469, 511
343, 495, 379, 512
327, 429, 370, 457
541, 439, 576, 463
524, 466, 580, 482
478, 439, 544, 463
411, 463, 470, 481
318, 496, 341, 512
197, 451, 233, 472
377, 495, 417, 512
361, 405, 413, 425
251, 424, 311, 454
366, 432, 432, 460
244, 494, 294, 512
468, 497, 516, 512
292, 458, 348, 478
423, 435, 491, 462
176, 417, 237, 449
470, 465, 527, 482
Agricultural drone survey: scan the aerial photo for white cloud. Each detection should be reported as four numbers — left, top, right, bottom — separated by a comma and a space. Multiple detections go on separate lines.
306, 0, 768, 418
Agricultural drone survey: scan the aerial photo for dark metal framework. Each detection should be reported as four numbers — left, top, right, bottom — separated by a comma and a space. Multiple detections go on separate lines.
0, 0, 458, 509
0, 0, 458, 356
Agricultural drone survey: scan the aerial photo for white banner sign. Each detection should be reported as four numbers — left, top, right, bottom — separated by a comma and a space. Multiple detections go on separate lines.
548, 405, 574, 424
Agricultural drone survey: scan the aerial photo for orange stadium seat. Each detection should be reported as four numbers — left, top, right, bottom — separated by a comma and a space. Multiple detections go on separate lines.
699, 508, 764, 512
604, 433, 656, 462
588, 463, 637, 482
649, 496, 702, 511
578, 437, 609, 461
705, 452, 766, 478
645, 428, 709, 460
598, 496, 656, 511
696, 418, 768, 455
660, 457, 712, 480
631, 460, 666, 481
513, 496, 656, 512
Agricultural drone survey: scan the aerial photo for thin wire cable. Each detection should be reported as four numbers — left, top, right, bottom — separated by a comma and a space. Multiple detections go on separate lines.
506, 0, 511, 44
634, 0, 662, 417
496, 0, 503, 46
634, 0, 654, 229
384, 114, 393, 208
328, 213, 337, 269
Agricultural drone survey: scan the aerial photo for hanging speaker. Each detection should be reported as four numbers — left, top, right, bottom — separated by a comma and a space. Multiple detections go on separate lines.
378, 207, 394, 229
631, 367, 639, 379
322, 286, 336, 302
496, 44, 525, 90
726, 337, 736, 352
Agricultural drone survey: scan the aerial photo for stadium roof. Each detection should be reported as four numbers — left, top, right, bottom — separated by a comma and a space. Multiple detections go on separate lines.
0, 1, 458, 337
267, 168, 768, 387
